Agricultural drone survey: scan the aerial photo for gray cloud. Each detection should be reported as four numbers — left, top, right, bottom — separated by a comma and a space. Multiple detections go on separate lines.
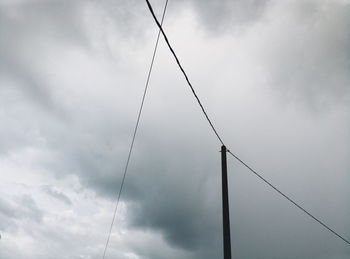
0, 0, 148, 114
16, 195, 43, 223
128, 148, 221, 251
0, 195, 43, 230
184, 0, 269, 33
0, 0, 86, 109
42, 185, 72, 205
0, 0, 349, 258
255, 0, 350, 109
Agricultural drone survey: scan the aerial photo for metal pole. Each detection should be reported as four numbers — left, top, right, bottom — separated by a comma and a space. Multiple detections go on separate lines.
221, 145, 232, 259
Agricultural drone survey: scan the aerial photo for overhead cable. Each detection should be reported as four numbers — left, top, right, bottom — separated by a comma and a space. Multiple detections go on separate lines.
144, 0, 224, 146
101, 1, 169, 258
145, 0, 350, 247
227, 150, 350, 246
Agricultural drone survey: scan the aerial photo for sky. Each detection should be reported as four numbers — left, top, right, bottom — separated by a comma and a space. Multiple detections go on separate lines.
0, 0, 350, 258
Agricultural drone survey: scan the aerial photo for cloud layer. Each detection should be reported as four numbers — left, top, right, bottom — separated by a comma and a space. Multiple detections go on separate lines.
1, 0, 350, 258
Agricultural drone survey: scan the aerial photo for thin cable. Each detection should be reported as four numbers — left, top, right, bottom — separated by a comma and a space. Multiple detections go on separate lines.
144, 0, 224, 146
101, 1, 169, 258
227, 150, 350, 246
144, 0, 350, 248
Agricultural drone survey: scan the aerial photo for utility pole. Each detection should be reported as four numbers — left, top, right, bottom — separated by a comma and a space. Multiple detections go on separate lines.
221, 145, 232, 259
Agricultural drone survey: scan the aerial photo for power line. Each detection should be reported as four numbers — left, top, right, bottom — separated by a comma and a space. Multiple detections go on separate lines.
227, 150, 350, 246
144, 0, 224, 146
101, 1, 169, 258
144, 0, 350, 247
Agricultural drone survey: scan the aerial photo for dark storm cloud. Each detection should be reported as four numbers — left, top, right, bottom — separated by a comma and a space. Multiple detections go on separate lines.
128, 145, 222, 251
0, 0, 349, 258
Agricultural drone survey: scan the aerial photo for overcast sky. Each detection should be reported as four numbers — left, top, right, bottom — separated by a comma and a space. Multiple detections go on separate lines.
1, 0, 350, 258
